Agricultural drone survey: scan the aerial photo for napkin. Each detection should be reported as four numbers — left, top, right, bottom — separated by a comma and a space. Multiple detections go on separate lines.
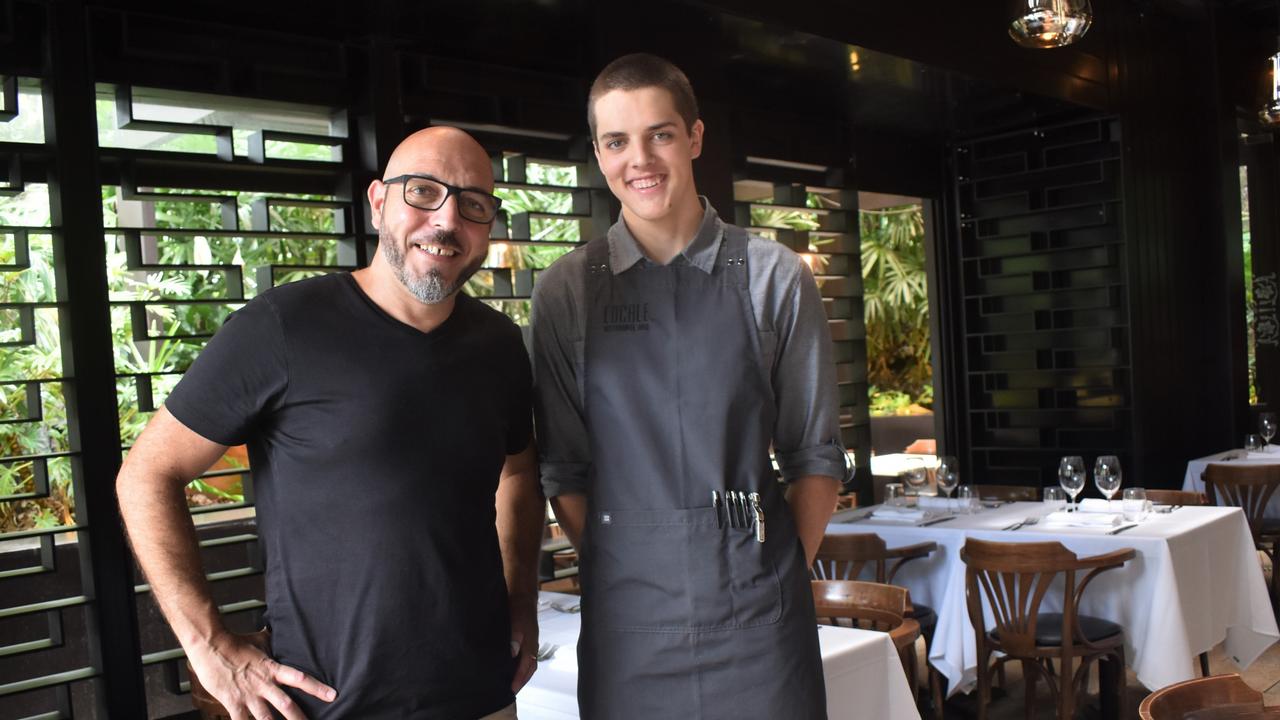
1042, 510, 1123, 527
1078, 498, 1123, 513
918, 497, 978, 512
1247, 450, 1280, 460
869, 507, 929, 523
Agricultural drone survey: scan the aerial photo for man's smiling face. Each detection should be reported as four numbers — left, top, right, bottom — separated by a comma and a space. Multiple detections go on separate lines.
369, 128, 494, 304
592, 86, 703, 225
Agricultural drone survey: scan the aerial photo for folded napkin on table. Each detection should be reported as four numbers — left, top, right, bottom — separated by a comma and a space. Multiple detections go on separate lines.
1041, 510, 1123, 527
1078, 498, 1124, 513
918, 496, 978, 512
1247, 449, 1280, 459
869, 507, 929, 523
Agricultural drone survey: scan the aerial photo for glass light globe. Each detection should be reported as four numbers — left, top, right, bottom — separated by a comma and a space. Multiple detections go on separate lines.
1010, 0, 1093, 49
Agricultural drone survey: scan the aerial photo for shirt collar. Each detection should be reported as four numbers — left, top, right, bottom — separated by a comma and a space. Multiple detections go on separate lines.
605, 197, 724, 275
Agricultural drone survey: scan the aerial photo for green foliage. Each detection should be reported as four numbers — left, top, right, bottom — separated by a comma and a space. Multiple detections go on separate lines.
471, 161, 579, 325
0, 186, 74, 531
751, 194, 933, 415
1243, 167, 1258, 406
860, 205, 931, 405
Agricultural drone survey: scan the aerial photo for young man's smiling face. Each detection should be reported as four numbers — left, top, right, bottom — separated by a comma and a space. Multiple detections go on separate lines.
592, 86, 704, 226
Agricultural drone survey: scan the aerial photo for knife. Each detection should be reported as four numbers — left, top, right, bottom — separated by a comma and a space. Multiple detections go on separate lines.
917, 515, 957, 527
1108, 523, 1139, 535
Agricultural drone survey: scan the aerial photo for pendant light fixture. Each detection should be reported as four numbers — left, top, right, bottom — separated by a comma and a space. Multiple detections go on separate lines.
1009, 0, 1094, 49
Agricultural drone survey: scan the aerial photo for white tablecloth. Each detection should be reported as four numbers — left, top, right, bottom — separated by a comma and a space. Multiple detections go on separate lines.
827, 503, 1278, 695
1185, 449, 1280, 518
517, 591, 920, 720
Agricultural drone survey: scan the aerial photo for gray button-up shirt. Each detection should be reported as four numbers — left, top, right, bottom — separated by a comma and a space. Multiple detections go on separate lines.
531, 199, 846, 497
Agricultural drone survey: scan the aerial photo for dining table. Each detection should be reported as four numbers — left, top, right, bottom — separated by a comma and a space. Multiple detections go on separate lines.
1184, 447, 1280, 518
517, 591, 922, 720
826, 501, 1279, 696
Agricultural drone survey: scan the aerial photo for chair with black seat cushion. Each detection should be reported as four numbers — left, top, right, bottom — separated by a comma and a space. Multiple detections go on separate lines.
1204, 463, 1280, 611
961, 538, 1135, 720
1139, 673, 1277, 720
814, 533, 944, 717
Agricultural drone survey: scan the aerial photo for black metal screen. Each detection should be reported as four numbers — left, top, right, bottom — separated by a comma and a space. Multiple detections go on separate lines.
953, 117, 1131, 489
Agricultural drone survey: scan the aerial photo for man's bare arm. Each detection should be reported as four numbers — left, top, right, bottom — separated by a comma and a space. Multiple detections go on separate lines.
117, 407, 334, 720
495, 439, 543, 692
548, 493, 587, 552
785, 475, 840, 568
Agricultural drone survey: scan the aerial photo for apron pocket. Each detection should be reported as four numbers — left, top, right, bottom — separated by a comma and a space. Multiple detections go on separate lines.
588, 507, 781, 632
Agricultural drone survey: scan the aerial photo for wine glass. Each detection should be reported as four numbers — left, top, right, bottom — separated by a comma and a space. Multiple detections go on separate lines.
901, 459, 929, 496
1094, 455, 1122, 501
1058, 456, 1086, 510
936, 456, 959, 499
1262, 413, 1277, 448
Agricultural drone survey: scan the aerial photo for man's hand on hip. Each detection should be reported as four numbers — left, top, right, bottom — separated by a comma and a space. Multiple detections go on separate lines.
188, 632, 336, 720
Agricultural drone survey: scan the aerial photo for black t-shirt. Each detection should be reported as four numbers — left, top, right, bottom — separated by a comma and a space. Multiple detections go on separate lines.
165, 273, 531, 719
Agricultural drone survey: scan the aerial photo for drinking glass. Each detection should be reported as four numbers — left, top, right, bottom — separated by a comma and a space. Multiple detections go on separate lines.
901, 459, 929, 496
1058, 456, 1086, 510
1122, 487, 1148, 521
1262, 413, 1277, 447
884, 482, 904, 506
1247, 434, 1264, 452
1043, 486, 1066, 508
1094, 455, 1122, 501
956, 484, 975, 513
936, 456, 959, 499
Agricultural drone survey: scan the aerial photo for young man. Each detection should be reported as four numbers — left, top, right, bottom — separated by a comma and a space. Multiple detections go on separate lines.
117, 127, 544, 720
531, 54, 845, 718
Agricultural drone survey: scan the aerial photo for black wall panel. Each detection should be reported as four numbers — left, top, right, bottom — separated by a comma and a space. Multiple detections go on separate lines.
954, 118, 1131, 489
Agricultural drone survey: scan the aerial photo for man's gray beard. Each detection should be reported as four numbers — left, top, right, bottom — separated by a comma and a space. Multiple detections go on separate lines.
380, 228, 482, 304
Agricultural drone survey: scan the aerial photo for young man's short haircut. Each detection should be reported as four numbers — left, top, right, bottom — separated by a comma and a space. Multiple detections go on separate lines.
587, 53, 699, 140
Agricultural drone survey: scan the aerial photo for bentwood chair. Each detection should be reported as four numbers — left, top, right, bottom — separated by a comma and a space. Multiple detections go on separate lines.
961, 538, 1135, 720
975, 484, 1039, 502
1203, 463, 1280, 609
1145, 489, 1208, 506
1139, 673, 1277, 720
813, 534, 945, 717
812, 580, 923, 694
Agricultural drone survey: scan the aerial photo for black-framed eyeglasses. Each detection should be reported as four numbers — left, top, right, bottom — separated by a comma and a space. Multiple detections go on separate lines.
382, 173, 503, 224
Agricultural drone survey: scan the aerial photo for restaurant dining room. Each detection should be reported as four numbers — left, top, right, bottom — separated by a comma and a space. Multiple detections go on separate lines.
4, 0, 1280, 718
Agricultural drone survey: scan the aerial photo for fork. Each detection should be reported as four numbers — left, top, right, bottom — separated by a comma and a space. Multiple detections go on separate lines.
535, 642, 560, 662
1004, 517, 1040, 531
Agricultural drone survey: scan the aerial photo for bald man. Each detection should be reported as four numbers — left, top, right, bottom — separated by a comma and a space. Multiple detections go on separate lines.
117, 127, 543, 720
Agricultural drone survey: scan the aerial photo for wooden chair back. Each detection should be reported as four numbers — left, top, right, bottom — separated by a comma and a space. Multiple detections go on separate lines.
812, 579, 918, 649
1138, 673, 1266, 719
812, 533, 937, 584
1203, 463, 1280, 544
812, 579, 923, 693
960, 538, 1135, 657
1145, 489, 1208, 506
976, 484, 1039, 501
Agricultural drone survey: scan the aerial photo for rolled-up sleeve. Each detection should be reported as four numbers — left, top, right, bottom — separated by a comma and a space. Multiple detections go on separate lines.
531, 260, 592, 497
771, 260, 847, 482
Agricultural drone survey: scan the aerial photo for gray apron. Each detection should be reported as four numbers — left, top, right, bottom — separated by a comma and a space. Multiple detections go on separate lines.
577, 224, 826, 719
